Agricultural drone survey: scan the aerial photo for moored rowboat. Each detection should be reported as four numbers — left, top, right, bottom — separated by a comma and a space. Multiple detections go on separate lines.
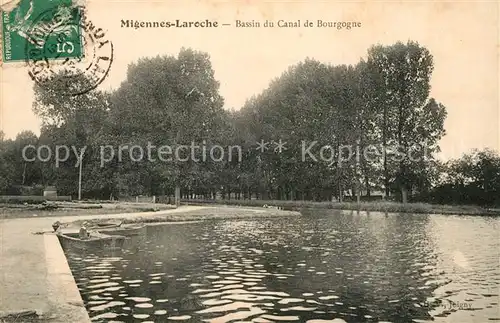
87, 220, 123, 230
57, 231, 126, 250
97, 224, 146, 236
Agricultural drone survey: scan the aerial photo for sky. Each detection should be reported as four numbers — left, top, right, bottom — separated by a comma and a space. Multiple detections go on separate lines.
1, 0, 498, 160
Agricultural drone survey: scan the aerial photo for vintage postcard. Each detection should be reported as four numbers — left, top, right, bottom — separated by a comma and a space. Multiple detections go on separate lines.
0, 0, 499, 322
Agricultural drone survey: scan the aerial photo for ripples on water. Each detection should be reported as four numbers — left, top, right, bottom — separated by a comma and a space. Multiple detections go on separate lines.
64, 211, 500, 323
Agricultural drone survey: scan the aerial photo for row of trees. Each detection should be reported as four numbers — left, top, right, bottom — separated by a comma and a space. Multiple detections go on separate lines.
0, 41, 498, 205
234, 42, 447, 203
426, 149, 500, 206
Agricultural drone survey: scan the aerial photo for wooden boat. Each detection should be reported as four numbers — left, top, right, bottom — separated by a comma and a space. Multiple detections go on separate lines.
86, 220, 123, 231
57, 231, 126, 250
93, 220, 123, 227
97, 224, 146, 236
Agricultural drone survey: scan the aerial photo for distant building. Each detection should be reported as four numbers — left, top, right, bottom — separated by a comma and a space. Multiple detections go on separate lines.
363, 190, 386, 198
43, 186, 57, 197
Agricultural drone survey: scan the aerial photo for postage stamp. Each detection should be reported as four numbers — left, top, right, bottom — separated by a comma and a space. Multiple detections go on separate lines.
2, 0, 83, 62
1, 0, 113, 95
24, 4, 114, 95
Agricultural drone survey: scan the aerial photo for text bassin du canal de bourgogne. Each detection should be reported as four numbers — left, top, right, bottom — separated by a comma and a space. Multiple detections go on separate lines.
120, 19, 362, 29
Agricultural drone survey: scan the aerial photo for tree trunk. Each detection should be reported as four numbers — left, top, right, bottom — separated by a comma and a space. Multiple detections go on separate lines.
365, 175, 371, 197
355, 140, 361, 205
401, 187, 408, 204
174, 185, 181, 206
22, 163, 27, 185
383, 104, 390, 197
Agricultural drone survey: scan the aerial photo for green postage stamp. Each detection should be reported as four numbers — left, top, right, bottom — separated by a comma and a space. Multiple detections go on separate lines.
1, 0, 83, 62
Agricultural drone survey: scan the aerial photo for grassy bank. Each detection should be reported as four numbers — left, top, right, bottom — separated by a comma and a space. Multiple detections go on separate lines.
181, 199, 499, 216
122, 207, 299, 224
0, 202, 177, 219
60, 207, 299, 228
0, 311, 41, 323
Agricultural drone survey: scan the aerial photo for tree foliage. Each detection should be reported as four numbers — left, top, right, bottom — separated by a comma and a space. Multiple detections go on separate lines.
5, 42, 495, 206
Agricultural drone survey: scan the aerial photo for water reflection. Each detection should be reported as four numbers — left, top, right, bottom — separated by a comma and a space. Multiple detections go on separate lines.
65, 212, 500, 322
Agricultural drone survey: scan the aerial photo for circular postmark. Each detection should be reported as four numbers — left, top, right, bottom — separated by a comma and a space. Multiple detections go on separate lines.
25, 5, 113, 96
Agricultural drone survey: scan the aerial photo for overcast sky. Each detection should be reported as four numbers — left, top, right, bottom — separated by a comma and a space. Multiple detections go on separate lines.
1, 0, 498, 160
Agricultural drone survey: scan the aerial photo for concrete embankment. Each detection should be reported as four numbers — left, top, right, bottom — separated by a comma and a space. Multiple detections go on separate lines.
43, 234, 91, 322
0, 206, 299, 322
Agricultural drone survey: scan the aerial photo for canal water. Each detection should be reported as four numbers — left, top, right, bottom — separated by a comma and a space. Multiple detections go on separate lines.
64, 211, 500, 323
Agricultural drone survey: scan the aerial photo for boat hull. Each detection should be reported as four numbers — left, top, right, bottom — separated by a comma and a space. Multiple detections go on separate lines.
98, 224, 146, 236
57, 232, 126, 250
86, 220, 123, 231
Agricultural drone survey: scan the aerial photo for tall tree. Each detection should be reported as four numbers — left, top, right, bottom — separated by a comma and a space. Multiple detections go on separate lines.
32, 72, 111, 197
110, 48, 226, 197
366, 41, 446, 202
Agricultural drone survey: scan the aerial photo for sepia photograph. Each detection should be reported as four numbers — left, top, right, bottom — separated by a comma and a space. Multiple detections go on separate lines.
0, 0, 499, 322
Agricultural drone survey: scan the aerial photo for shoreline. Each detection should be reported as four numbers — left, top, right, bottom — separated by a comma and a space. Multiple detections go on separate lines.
0, 206, 299, 322
180, 199, 500, 216
63, 206, 300, 227
2, 199, 498, 222
0, 202, 177, 220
